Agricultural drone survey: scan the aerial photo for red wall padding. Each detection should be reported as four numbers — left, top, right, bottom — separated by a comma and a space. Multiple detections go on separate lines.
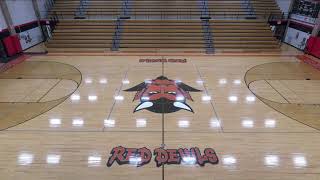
3, 35, 22, 57
306, 36, 320, 58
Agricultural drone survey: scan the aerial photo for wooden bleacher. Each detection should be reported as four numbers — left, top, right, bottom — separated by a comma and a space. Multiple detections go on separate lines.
46, 20, 116, 53
207, 0, 282, 19
210, 19, 280, 51
46, 0, 282, 53
49, 0, 122, 19
119, 20, 205, 52
251, 0, 283, 18
130, 0, 200, 19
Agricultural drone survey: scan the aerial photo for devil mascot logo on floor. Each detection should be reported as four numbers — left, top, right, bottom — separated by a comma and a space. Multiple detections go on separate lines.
124, 76, 201, 114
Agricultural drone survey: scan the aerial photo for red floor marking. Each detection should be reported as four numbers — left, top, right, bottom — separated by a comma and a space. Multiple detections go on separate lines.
0, 54, 31, 72
297, 54, 320, 71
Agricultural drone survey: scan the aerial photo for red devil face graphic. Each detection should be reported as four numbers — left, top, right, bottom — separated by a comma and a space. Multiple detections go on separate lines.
124, 76, 201, 113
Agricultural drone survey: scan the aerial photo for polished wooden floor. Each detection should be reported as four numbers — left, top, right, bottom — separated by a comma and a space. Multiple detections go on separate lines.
0, 48, 320, 180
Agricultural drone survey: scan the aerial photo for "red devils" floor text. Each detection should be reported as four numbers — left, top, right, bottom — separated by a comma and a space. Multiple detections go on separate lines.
107, 146, 219, 167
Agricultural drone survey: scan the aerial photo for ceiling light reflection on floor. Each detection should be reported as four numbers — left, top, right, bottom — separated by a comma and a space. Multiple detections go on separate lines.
88, 95, 98, 101
264, 119, 276, 128
292, 154, 307, 168
49, 118, 61, 128
122, 80, 130, 84
104, 119, 115, 128
136, 119, 147, 128
264, 155, 279, 167
85, 78, 92, 84
46, 154, 61, 165
210, 118, 221, 128
228, 96, 238, 102
246, 96, 256, 102
182, 156, 196, 165
70, 94, 80, 101
222, 155, 237, 166
114, 95, 124, 101
242, 120, 254, 128
233, 80, 241, 85
18, 153, 34, 166
178, 120, 190, 128
88, 155, 101, 167
202, 95, 211, 101
99, 78, 108, 84
72, 119, 84, 127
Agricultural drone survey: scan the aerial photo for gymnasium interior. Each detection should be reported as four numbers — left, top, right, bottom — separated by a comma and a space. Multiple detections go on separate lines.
0, 0, 320, 179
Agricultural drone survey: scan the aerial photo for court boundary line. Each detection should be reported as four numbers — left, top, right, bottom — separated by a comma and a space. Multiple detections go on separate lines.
161, 56, 165, 180
103, 66, 130, 132
264, 80, 291, 104
0, 78, 77, 103
0, 61, 83, 131
37, 79, 62, 102
244, 62, 320, 132
193, 63, 224, 133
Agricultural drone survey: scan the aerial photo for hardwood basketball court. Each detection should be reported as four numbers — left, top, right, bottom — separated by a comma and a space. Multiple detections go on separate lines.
0, 51, 320, 180
1, 0, 320, 179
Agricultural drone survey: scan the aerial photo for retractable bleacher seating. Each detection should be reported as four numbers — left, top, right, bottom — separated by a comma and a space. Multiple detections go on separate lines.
49, 0, 79, 19
207, 0, 282, 19
120, 20, 205, 52
211, 19, 279, 51
47, 20, 116, 52
251, 0, 283, 19
47, 0, 282, 53
50, 0, 122, 19
130, 0, 200, 19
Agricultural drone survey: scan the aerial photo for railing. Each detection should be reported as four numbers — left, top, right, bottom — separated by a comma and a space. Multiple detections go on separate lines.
111, 19, 123, 51
198, 0, 210, 18
122, 0, 131, 17
49, 11, 60, 32
37, 0, 55, 19
47, 11, 288, 21
49, 11, 120, 20
201, 20, 214, 54
242, 0, 255, 17
75, 0, 89, 18
268, 12, 289, 22
129, 10, 200, 20
46, 4, 288, 21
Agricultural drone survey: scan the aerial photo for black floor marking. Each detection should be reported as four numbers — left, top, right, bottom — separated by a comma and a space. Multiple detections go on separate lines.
161, 59, 165, 180
244, 63, 320, 132
103, 67, 130, 132
0, 61, 83, 131
265, 80, 291, 104
193, 63, 224, 132
37, 79, 62, 102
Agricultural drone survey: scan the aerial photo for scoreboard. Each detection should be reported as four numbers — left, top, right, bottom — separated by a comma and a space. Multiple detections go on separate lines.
292, 0, 320, 18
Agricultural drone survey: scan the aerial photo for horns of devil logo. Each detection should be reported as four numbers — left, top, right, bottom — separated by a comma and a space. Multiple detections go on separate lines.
123, 76, 201, 113
133, 101, 194, 113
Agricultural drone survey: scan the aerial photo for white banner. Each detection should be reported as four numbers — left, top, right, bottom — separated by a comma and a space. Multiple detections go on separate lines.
290, 14, 317, 25
18, 27, 43, 50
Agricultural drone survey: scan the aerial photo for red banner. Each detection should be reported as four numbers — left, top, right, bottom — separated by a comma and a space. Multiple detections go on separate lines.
3, 35, 22, 57
306, 36, 320, 58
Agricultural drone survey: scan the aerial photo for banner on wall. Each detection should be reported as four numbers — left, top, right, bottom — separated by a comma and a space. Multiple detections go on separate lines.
306, 37, 320, 58
18, 27, 43, 50
284, 27, 311, 50
290, 14, 317, 25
